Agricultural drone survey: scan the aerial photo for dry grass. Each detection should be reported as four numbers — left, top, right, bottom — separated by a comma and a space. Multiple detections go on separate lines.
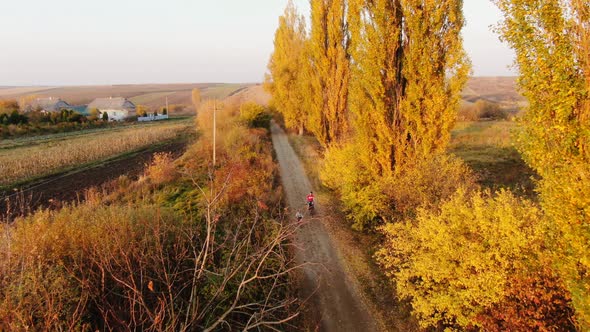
129, 91, 175, 105
0, 121, 191, 186
451, 120, 514, 147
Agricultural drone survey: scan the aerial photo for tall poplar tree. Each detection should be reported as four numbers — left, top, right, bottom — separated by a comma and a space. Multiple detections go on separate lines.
307, 0, 351, 146
348, 0, 404, 178
321, 0, 469, 228
400, 0, 469, 160
266, 1, 308, 135
495, 0, 590, 327
347, 0, 469, 177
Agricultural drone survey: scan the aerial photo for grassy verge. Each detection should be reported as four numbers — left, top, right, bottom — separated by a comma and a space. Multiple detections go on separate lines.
449, 120, 537, 197
287, 132, 418, 332
0, 119, 194, 188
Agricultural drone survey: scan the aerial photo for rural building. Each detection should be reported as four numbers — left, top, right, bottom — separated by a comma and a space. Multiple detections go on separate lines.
27, 97, 71, 113
87, 97, 136, 121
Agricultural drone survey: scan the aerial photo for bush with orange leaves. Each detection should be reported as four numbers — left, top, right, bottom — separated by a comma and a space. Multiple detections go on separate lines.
146, 152, 178, 185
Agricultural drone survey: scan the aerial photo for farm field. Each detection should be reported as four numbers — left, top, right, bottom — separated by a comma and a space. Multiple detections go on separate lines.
0, 118, 193, 187
0, 122, 156, 149
0, 83, 255, 112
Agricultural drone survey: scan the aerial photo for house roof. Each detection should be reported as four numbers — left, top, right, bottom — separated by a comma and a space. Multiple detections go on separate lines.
87, 97, 135, 110
30, 97, 70, 111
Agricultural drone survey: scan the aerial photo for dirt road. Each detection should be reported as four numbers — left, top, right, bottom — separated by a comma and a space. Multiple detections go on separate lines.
271, 122, 377, 331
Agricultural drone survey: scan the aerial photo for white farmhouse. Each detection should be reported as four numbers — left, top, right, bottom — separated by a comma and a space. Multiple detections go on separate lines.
87, 97, 136, 121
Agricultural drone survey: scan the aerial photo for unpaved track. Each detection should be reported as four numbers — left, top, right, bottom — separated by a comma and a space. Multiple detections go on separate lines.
271, 122, 377, 331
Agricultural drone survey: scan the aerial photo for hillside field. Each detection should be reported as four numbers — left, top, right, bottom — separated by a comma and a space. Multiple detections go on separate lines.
0, 77, 519, 115
0, 83, 258, 114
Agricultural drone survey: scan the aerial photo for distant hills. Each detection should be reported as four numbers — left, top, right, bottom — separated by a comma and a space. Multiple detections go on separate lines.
0, 83, 255, 111
463, 76, 525, 107
0, 77, 523, 111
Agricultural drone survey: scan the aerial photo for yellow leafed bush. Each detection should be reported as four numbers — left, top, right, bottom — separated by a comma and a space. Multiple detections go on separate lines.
146, 152, 178, 185
376, 189, 565, 330
321, 142, 477, 229
321, 141, 389, 230
382, 153, 478, 219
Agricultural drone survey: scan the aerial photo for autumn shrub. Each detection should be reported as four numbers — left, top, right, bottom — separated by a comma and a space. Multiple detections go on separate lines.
0, 199, 297, 331
377, 189, 575, 330
322, 144, 477, 230
184, 108, 278, 213
458, 102, 481, 121
239, 102, 272, 129
0, 204, 180, 331
475, 269, 576, 331
382, 153, 478, 219
459, 100, 511, 121
146, 152, 179, 185
321, 141, 389, 230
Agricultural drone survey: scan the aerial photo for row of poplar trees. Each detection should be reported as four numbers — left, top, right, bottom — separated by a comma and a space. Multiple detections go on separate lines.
267, 0, 589, 330
267, 0, 467, 165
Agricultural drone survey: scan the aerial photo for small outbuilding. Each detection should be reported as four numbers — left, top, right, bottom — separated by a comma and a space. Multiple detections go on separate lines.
87, 97, 136, 121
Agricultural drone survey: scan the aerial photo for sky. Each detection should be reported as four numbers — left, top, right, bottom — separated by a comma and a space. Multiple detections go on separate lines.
0, 0, 515, 86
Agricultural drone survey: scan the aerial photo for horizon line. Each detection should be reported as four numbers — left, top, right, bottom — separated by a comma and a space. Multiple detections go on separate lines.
0, 76, 516, 88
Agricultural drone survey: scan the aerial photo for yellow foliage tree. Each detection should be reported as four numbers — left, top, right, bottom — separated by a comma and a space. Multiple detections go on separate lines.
265, 1, 308, 135
347, 0, 469, 178
191, 88, 201, 113
495, 0, 590, 327
0, 99, 19, 114
400, 0, 469, 161
347, 0, 403, 178
136, 104, 148, 117
306, 0, 351, 146
321, 0, 469, 228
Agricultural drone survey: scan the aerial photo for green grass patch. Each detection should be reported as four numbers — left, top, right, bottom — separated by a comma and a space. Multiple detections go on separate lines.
450, 120, 537, 197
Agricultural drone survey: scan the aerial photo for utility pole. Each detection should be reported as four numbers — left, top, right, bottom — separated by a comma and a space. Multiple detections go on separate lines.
165, 96, 169, 115
213, 100, 217, 167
